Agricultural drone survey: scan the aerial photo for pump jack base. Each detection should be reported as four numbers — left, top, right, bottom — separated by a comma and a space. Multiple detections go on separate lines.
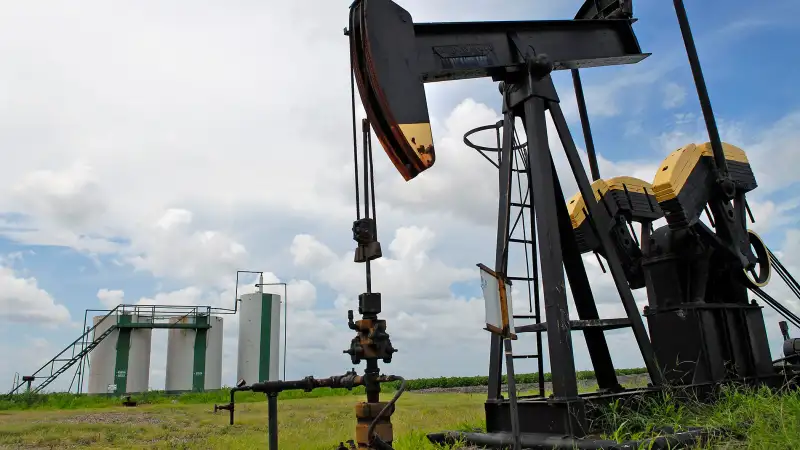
426, 428, 714, 450
427, 373, 798, 449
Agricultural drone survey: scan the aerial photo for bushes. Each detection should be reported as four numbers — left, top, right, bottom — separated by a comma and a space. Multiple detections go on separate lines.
378, 367, 647, 391
0, 367, 649, 411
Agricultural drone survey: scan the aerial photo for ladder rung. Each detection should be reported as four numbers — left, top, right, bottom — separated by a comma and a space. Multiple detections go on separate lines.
512, 354, 539, 359
507, 276, 536, 281
515, 318, 632, 334
509, 238, 534, 244
510, 202, 531, 208
513, 315, 539, 319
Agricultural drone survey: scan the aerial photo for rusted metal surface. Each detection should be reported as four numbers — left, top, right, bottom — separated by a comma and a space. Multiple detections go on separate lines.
355, 401, 395, 447
344, 316, 397, 364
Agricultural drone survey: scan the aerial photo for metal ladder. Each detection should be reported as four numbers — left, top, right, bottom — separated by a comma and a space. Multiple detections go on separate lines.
503, 145, 546, 398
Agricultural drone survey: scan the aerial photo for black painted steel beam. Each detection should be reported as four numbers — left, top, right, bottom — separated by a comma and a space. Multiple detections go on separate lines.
412, 19, 649, 83
349, 0, 649, 181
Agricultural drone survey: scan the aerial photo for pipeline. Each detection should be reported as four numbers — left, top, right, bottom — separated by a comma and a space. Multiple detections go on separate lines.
214, 383, 250, 425
214, 370, 404, 450
427, 426, 714, 450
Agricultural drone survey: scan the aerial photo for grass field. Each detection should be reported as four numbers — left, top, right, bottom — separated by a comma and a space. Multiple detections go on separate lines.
0, 392, 484, 450
1, 375, 798, 449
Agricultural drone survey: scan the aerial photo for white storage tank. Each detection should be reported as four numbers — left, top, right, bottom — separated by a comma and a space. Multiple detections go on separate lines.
87, 314, 153, 395
237, 293, 281, 384
165, 315, 223, 392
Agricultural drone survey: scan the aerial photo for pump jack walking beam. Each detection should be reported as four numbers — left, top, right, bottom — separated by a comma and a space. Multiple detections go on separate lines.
348, 0, 649, 181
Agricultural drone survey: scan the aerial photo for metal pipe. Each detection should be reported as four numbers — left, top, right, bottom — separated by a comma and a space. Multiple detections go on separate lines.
268, 392, 279, 450
248, 370, 381, 395
571, 69, 601, 181
232, 270, 265, 314
672, 0, 728, 177
215, 384, 252, 425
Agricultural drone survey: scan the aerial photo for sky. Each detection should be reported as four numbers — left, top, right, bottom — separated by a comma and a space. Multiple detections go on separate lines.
1, 0, 800, 393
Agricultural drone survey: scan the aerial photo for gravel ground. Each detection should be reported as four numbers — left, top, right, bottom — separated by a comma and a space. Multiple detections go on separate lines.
411, 373, 650, 394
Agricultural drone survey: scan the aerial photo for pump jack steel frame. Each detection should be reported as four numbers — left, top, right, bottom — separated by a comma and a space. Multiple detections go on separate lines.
484, 69, 663, 437
348, 0, 798, 448
350, 0, 662, 438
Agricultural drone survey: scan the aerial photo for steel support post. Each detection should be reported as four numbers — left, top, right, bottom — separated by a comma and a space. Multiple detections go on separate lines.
548, 99, 664, 386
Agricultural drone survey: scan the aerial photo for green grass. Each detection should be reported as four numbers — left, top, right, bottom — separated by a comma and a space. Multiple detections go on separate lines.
1, 367, 649, 411
0, 384, 798, 448
0, 392, 485, 449
594, 384, 800, 449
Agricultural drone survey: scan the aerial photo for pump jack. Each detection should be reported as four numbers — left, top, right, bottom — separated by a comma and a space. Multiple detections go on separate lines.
345, 0, 799, 448
216, 0, 799, 448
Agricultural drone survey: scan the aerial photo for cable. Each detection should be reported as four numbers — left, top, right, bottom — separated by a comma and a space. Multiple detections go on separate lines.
348, 19, 361, 221
368, 376, 406, 449
362, 122, 373, 293
368, 125, 377, 227
768, 248, 800, 296
751, 287, 800, 329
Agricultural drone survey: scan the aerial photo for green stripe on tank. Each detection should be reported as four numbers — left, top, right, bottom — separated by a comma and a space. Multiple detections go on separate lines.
192, 316, 209, 392
259, 294, 273, 382
114, 315, 132, 395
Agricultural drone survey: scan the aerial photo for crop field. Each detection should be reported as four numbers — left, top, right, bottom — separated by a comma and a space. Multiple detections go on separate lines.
1, 370, 798, 449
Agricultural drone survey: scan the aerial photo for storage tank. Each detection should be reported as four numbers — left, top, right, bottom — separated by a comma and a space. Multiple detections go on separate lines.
165, 315, 223, 392
87, 313, 153, 394
237, 293, 281, 384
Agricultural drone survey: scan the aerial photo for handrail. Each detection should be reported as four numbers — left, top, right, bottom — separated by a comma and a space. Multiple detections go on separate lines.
9, 302, 221, 396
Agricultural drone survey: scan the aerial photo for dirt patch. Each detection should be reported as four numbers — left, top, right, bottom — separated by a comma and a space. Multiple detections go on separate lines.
37, 411, 163, 426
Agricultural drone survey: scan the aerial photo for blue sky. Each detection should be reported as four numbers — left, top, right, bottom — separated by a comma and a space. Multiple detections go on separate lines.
1, 0, 799, 392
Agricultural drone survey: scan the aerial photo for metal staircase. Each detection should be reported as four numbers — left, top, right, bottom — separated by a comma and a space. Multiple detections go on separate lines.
7, 308, 121, 395
7, 304, 218, 396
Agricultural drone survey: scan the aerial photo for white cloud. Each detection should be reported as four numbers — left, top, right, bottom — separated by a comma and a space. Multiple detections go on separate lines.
287, 227, 492, 377
290, 234, 338, 270
662, 83, 687, 109
0, 264, 70, 324
746, 112, 800, 195
10, 162, 106, 229
0, 336, 61, 392
0, 0, 797, 390
97, 288, 125, 309
123, 209, 248, 287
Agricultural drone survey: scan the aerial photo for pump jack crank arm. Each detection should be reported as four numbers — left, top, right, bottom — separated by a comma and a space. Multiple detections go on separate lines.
348, 0, 649, 181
